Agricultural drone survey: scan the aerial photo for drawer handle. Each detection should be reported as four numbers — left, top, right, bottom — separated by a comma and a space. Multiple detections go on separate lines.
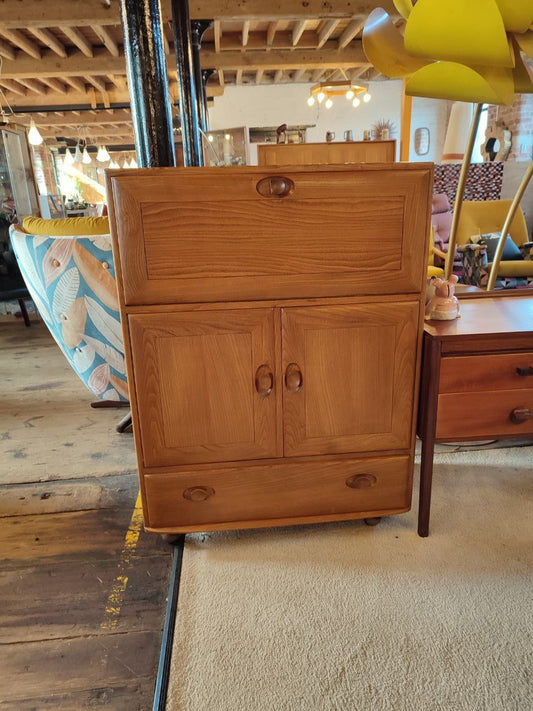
346, 474, 377, 489
255, 364, 274, 396
285, 363, 303, 392
510, 408, 533, 424
516, 366, 533, 377
183, 486, 215, 502
256, 175, 294, 198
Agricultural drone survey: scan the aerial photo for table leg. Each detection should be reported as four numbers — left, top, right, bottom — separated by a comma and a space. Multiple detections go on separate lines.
418, 335, 441, 537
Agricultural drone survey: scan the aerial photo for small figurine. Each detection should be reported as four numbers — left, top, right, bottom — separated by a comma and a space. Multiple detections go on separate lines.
425, 275, 460, 321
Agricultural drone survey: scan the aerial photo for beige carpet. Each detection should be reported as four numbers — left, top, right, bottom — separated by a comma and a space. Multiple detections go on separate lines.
167, 448, 533, 711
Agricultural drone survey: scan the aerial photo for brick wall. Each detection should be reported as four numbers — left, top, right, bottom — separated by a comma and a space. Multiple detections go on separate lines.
487, 94, 533, 161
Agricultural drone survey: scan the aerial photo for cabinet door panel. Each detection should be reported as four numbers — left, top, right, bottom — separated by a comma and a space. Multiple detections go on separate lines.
129, 309, 280, 466
282, 302, 419, 456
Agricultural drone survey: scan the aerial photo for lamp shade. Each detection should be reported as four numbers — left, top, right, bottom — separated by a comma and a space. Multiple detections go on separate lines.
27, 119, 43, 146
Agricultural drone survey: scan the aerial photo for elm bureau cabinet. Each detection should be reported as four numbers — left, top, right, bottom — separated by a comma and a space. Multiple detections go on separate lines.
107, 164, 432, 534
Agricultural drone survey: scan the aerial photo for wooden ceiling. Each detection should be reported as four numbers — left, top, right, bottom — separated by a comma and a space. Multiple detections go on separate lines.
0, 1, 401, 146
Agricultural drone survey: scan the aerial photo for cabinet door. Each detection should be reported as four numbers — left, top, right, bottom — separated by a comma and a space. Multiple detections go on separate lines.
282, 302, 419, 457
129, 309, 280, 467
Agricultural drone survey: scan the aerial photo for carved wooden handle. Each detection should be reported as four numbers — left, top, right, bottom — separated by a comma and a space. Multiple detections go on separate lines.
256, 176, 294, 198
255, 364, 273, 396
346, 474, 378, 489
183, 486, 215, 502
516, 366, 533, 377
285, 363, 303, 392
510, 408, 533, 424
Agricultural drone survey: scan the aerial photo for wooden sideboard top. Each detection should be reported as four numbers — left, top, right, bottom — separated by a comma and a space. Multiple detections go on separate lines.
424, 293, 533, 339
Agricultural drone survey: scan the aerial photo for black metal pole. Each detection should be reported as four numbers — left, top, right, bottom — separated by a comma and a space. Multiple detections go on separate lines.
191, 21, 212, 133
170, 0, 203, 166
118, 0, 175, 168
201, 69, 216, 132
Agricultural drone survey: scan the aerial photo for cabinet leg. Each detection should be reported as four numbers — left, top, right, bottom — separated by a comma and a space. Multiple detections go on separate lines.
364, 517, 382, 526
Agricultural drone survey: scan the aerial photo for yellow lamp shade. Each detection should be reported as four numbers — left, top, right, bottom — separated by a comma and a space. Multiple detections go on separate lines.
405, 0, 514, 68
406, 61, 515, 104
494, 0, 533, 33
392, 0, 414, 20
362, 8, 429, 79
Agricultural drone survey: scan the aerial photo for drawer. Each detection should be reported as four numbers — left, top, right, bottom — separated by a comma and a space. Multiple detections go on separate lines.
436, 389, 533, 440
142, 455, 412, 531
108, 166, 431, 305
439, 352, 533, 393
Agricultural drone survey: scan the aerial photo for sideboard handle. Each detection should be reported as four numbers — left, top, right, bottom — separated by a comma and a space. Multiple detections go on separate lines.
516, 366, 533, 377
183, 486, 215, 502
510, 408, 533, 424
256, 176, 294, 198
255, 364, 274, 396
285, 363, 303, 392
346, 474, 378, 489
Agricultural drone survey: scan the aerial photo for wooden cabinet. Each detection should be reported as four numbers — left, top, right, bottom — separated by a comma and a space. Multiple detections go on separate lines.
108, 164, 432, 534
257, 140, 396, 166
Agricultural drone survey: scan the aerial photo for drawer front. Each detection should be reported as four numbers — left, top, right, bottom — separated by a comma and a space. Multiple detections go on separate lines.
108, 166, 431, 304
439, 352, 533, 393
142, 455, 412, 530
436, 389, 533, 439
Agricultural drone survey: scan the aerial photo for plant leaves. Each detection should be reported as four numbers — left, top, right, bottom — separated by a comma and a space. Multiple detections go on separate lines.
84, 295, 123, 352
88, 363, 110, 395
52, 267, 80, 321
87, 234, 113, 251
73, 242, 119, 310
84, 334, 126, 374
10, 232, 48, 302
43, 239, 74, 287
62, 297, 87, 349
73, 343, 96, 373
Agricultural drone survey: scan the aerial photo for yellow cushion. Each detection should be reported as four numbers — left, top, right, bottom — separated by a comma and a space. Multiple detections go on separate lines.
22, 216, 109, 236
427, 265, 445, 278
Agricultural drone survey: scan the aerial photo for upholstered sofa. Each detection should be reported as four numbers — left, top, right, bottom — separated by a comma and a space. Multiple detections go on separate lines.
10, 216, 130, 409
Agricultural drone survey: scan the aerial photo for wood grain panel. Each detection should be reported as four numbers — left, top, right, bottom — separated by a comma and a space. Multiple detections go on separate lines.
439, 352, 533, 393
436, 389, 533, 439
128, 308, 281, 467
108, 164, 432, 304
282, 301, 419, 456
257, 140, 396, 166
143, 455, 411, 531
141, 197, 403, 279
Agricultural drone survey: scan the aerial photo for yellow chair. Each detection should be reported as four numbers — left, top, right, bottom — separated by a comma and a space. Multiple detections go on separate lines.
428, 226, 446, 279
455, 200, 533, 285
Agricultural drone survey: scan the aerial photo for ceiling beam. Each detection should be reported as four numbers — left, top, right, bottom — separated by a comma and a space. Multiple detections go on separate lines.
0, 79, 26, 96
6, 85, 224, 108
0, 28, 41, 60
93, 25, 120, 57
28, 27, 67, 58
0, 44, 367, 78
292, 20, 307, 47
60, 26, 94, 57
26, 109, 132, 127
337, 18, 365, 48
241, 20, 250, 48
0, 39, 16, 60
0, 1, 399, 27
317, 19, 339, 49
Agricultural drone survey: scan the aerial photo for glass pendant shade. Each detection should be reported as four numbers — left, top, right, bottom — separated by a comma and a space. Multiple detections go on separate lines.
96, 145, 110, 162
28, 119, 43, 146
64, 147, 75, 165
82, 148, 92, 164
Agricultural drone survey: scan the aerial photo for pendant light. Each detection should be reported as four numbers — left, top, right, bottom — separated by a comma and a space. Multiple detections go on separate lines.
82, 147, 92, 164
64, 147, 75, 165
74, 143, 83, 162
27, 118, 43, 146
96, 145, 110, 162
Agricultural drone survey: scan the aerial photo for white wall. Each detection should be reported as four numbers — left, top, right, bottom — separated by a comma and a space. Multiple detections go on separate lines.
409, 97, 450, 164
208, 81, 405, 162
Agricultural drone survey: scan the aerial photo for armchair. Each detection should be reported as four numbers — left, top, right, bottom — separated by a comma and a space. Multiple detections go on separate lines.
10, 218, 131, 431
455, 200, 533, 288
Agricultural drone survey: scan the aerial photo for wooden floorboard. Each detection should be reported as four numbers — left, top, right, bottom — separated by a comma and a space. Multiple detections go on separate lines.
0, 319, 173, 708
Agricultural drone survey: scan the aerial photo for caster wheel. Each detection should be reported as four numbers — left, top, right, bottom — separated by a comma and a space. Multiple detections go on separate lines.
364, 517, 382, 527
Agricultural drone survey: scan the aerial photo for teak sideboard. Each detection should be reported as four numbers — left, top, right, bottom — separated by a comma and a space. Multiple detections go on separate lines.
107, 164, 432, 534
257, 140, 396, 166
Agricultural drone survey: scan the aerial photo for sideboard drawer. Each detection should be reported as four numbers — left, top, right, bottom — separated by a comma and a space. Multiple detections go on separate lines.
143, 455, 411, 531
439, 352, 533, 393
436, 389, 533, 439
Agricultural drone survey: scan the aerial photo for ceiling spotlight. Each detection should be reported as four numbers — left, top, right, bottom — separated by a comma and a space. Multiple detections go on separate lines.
363, 93, 371, 103
325, 98, 333, 109
27, 118, 43, 146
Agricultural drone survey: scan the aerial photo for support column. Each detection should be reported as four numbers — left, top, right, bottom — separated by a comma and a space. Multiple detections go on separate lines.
191, 21, 213, 133
170, 0, 203, 166
118, 0, 175, 168
201, 69, 216, 132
